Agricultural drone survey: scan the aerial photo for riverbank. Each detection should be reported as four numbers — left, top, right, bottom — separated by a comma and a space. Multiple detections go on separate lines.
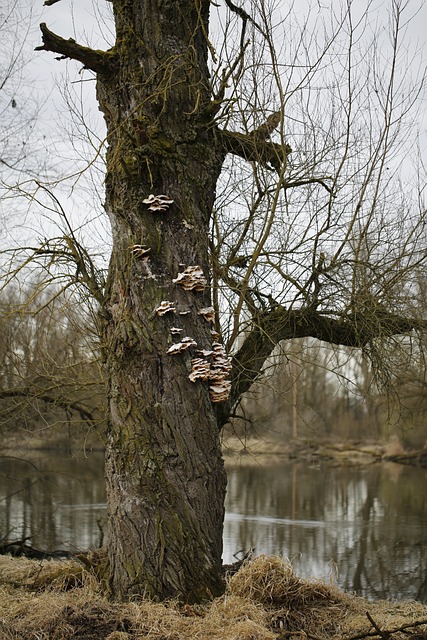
2, 432, 427, 469
222, 435, 427, 468
1, 553, 426, 640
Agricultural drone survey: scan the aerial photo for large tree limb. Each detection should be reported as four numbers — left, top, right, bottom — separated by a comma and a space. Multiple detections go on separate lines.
222, 306, 425, 422
35, 23, 118, 74
219, 128, 291, 171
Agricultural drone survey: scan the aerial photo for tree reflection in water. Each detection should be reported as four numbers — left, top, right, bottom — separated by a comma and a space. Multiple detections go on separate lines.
0, 453, 426, 601
224, 461, 427, 602
0, 454, 106, 552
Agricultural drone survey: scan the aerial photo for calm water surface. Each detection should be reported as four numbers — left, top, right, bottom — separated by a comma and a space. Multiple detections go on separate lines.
1, 451, 426, 602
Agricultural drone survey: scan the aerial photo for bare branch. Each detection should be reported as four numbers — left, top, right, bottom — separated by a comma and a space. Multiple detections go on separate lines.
224, 0, 266, 38
209, 41, 250, 117
220, 128, 291, 171
226, 306, 426, 415
282, 177, 336, 196
35, 23, 118, 74
342, 616, 427, 640
0, 389, 96, 423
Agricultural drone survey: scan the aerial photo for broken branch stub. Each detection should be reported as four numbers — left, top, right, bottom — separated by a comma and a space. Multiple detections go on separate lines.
173, 266, 207, 292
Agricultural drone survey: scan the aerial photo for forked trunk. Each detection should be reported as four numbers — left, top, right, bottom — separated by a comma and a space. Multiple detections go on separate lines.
97, 1, 227, 601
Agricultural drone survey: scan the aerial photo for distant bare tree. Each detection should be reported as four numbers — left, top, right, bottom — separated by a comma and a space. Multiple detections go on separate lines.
0, 283, 105, 447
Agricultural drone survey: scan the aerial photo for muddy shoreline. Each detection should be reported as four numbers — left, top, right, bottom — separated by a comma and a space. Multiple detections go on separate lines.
222, 436, 427, 468
2, 435, 427, 468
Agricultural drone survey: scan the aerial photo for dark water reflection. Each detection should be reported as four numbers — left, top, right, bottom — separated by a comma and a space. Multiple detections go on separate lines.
1, 452, 426, 602
225, 460, 427, 602
0, 453, 106, 552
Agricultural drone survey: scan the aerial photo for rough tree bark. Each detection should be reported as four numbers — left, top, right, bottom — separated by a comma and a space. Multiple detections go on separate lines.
38, 2, 229, 602
36, 0, 424, 603
95, 1, 227, 601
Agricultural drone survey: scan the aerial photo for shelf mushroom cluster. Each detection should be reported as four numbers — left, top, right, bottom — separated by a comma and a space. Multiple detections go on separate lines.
197, 307, 215, 322
170, 327, 183, 335
129, 244, 151, 258
172, 266, 207, 292
188, 357, 211, 382
210, 340, 233, 402
167, 336, 197, 354
155, 266, 232, 402
188, 340, 233, 403
143, 194, 174, 212
154, 300, 176, 316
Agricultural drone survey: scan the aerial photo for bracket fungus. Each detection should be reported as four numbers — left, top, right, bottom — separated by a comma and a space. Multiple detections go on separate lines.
210, 343, 233, 381
155, 301, 176, 316
173, 266, 207, 292
170, 327, 183, 334
167, 337, 197, 354
209, 380, 232, 403
188, 358, 211, 382
143, 194, 174, 212
188, 341, 233, 402
198, 307, 215, 322
129, 244, 151, 258
209, 342, 232, 402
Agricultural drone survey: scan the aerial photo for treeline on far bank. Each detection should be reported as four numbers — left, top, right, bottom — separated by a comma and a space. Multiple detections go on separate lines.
0, 285, 105, 452
1, 284, 426, 453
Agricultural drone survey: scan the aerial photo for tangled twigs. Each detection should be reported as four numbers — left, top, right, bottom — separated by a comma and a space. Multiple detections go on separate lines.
341, 613, 427, 640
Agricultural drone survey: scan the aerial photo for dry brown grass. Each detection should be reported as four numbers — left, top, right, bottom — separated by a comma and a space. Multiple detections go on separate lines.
227, 555, 348, 636
0, 554, 91, 591
0, 554, 426, 640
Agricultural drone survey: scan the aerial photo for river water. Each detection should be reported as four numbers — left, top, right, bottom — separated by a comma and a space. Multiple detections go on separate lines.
1, 451, 426, 602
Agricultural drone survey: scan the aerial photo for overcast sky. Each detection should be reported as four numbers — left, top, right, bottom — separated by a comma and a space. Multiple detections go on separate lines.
26, 0, 427, 122
3, 0, 426, 252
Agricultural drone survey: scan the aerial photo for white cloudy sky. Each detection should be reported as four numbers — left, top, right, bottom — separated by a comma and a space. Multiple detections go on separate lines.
2, 0, 426, 254
23, 0, 427, 138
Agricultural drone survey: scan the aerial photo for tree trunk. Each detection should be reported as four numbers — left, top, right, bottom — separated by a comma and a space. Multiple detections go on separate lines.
36, 0, 427, 605
96, 1, 227, 601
